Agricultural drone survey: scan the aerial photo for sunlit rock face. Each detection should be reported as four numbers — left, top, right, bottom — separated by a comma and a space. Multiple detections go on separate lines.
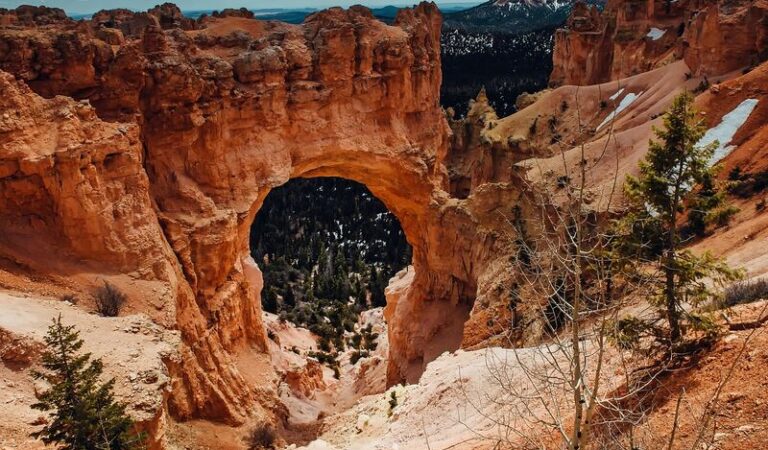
4, 1, 767, 445
0, 2, 532, 431
550, 0, 768, 86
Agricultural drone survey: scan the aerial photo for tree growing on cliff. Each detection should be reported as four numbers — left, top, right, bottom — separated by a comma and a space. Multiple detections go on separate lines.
30, 315, 144, 450
620, 92, 742, 343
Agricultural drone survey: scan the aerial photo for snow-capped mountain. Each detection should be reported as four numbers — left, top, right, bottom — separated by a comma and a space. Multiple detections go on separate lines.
493, 0, 570, 8
444, 0, 605, 34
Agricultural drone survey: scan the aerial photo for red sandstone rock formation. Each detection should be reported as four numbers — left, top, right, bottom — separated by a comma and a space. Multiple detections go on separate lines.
147, 3, 196, 31
0, 5, 69, 26
208, 8, 255, 19
551, 0, 768, 86
91, 9, 160, 40
1, 2, 523, 436
284, 360, 327, 399
3, 1, 768, 446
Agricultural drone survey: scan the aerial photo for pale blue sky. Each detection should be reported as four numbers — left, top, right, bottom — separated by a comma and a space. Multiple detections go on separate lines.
0, 0, 483, 14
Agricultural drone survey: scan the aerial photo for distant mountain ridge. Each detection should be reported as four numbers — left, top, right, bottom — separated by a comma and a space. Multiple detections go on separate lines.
68, 4, 483, 24
444, 0, 605, 34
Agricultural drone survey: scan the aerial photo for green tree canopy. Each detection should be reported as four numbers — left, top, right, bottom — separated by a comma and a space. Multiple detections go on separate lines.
620, 92, 742, 343
31, 315, 144, 450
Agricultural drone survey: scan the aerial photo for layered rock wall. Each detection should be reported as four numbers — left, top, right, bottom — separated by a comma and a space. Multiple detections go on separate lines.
4, 1, 768, 446
551, 0, 768, 86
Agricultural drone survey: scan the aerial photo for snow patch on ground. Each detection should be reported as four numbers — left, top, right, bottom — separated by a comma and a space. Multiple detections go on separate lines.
700, 98, 759, 163
598, 91, 644, 130
647, 27, 666, 41
609, 88, 625, 101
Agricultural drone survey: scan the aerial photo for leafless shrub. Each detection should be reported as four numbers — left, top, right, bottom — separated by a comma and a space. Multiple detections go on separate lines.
470, 83, 653, 450
244, 422, 276, 450
723, 278, 768, 307
93, 282, 127, 317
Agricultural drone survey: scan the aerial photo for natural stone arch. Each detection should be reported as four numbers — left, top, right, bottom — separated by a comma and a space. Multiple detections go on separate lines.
126, 3, 483, 419
0, 3, 523, 428
147, 77, 476, 383
243, 155, 474, 383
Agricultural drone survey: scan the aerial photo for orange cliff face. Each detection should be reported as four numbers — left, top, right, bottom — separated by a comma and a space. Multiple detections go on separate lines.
0, 2, 532, 434
550, 0, 768, 87
3, 1, 768, 447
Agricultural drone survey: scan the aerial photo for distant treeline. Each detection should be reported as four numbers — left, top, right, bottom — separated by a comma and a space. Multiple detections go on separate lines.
441, 26, 556, 118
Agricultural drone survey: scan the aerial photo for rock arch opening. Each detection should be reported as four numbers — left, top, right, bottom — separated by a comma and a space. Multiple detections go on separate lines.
250, 176, 411, 357
240, 160, 478, 387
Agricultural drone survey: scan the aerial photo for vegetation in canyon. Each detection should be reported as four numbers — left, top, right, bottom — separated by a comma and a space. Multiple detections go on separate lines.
619, 92, 743, 344
479, 91, 751, 450
93, 282, 128, 318
251, 178, 409, 356
441, 26, 556, 117
441, 0, 607, 117
244, 422, 277, 450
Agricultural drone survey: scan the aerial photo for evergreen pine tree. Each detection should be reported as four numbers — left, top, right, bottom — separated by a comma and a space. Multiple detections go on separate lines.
333, 247, 347, 275
369, 266, 387, 308
312, 271, 323, 300
303, 275, 315, 303
685, 171, 717, 237
282, 287, 296, 309
298, 244, 310, 268
684, 170, 738, 238
354, 280, 368, 309
353, 256, 367, 276
262, 287, 278, 314
622, 92, 742, 343
31, 315, 144, 450
318, 243, 330, 278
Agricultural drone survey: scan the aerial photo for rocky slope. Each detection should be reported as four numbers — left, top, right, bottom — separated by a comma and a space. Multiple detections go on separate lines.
0, 290, 180, 450
442, 0, 768, 349
298, 300, 768, 449
550, 0, 768, 86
